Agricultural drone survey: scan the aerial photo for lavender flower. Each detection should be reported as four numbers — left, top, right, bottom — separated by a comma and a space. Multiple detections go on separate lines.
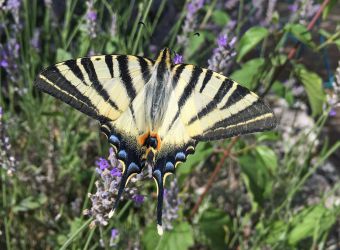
177, 0, 205, 48
173, 53, 184, 64
96, 157, 110, 171
0, 38, 20, 82
162, 178, 181, 231
208, 32, 237, 74
132, 194, 144, 206
325, 61, 340, 117
329, 109, 336, 117
4, 0, 21, 28
84, 149, 140, 227
30, 29, 41, 51
289, 0, 320, 25
85, 0, 97, 39
109, 228, 119, 247
0, 107, 17, 176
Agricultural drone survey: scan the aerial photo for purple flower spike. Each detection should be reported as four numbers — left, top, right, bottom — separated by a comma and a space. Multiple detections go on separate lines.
0, 106, 3, 116
173, 54, 183, 64
329, 109, 337, 117
0, 60, 9, 68
95, 157, 109, 170
217, 34, 228, 47
111, 228, 119, 239
110, 167, 122, 177
87, 10, 97, 21
133, 194, 144, 205
288, 4, 298, 13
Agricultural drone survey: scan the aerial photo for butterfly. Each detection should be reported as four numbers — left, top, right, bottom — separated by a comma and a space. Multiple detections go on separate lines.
35, 48, 276, 235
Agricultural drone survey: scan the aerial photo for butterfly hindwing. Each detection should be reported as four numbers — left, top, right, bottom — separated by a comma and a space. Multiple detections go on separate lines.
35, 55, 154, 123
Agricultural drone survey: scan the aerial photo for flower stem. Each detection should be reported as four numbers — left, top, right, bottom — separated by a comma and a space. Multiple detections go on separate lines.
189, 137, 239, 219
132, 0, 153, 54
60, 218, 92, 250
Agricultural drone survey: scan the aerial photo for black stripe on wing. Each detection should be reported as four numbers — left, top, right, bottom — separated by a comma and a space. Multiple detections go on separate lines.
80, 58, 120, 111
199, 69, 213, 93
196, 99, 276, 141
117, 55, 137, 100
35, 69, 107, 121
188, 78, 234, 125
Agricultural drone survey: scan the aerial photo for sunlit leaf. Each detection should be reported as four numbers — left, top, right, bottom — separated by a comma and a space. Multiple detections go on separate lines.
231, 58, 265, 89
288, 205, 337, 245
284, 24, 314, 47
236, 27, 269, 62
211, 10, 230, 26
294, 65, 326, 117
255, 145, 278, 173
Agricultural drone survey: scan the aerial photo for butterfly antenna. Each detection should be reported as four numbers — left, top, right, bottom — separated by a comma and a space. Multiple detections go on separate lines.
138, 21, 152, 40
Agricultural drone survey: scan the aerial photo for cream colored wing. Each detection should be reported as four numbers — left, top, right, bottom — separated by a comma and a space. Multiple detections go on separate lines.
35, 54, 154, 126
158, 63, 276, 146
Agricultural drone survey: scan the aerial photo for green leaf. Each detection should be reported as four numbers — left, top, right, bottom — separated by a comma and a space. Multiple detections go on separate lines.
294, 65, 326, 117
322, 0, 338, 19
272, 81, 294, 106
284, 24, 313, 47
260, 220, 287, 244
288, 205, 337, 245
231, 58, 265, 89
13, 194, 47, 212
211, 10, 230, 26
255, 145, 278, 173
239, 153, 273, 209
199, 208, 231, 249
236, 27, 269, 62
56, 48, 72, 62
142, 222, 194, 250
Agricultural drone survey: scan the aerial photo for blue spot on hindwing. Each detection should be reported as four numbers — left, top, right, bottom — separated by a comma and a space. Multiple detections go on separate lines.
175, 152, 186, 162
153, 169, 162, 182
127, 162, 140, 175
118, 150, 127, 160
109, 135, 120, 147
165, 162, 175, 172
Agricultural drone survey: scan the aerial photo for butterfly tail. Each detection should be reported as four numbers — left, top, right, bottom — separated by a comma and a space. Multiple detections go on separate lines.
152, 168, 165, 235
109, 161, 142, 218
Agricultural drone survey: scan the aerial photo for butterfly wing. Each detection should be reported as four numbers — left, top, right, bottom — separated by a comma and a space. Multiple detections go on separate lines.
35, 54, 155, 212
159, 63, 276, 143
35, 54, 154, 123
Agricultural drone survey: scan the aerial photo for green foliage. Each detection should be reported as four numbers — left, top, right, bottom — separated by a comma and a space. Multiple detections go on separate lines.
236, 27, 269, 62
284, 24, 314, 47
294, 65, 326, 117
198, 208, 231, 249
231, 58, 265, 89
143, 222, 194, 250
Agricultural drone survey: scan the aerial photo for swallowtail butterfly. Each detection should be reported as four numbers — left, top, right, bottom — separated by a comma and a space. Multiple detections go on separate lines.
35, 48, 276, 235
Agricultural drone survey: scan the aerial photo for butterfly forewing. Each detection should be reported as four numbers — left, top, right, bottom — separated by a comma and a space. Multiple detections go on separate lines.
35, 55, 154, 123
159, 64, 276, 143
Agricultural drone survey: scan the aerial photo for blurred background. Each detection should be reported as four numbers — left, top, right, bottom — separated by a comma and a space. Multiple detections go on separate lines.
0, 0, 339, 249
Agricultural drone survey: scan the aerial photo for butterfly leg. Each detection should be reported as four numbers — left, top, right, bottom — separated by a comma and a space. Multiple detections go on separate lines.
152, 161, 175, 235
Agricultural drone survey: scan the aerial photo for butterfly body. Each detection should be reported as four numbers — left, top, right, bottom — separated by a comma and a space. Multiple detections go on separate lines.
35, 48, 276, 235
